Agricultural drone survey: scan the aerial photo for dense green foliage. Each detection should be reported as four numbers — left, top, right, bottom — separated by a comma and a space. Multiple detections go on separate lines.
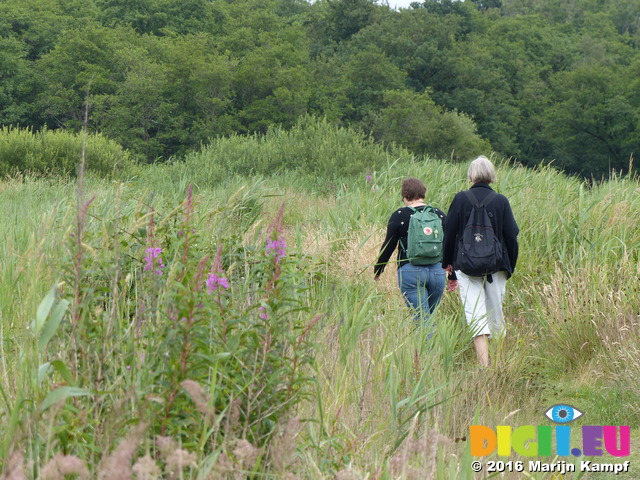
1, 0, 640, 176
153, 117, 406, 188
0, 126, 131, 176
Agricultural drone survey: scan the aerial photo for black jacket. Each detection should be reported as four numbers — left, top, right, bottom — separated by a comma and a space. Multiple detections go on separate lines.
442, 183, 519, 277
374, 205, 448, 277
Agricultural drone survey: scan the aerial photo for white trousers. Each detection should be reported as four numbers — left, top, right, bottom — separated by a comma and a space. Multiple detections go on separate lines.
456, 270, 508, 338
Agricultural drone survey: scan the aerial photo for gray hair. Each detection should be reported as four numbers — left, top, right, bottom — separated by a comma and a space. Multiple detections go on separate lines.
468, 155, 497, 184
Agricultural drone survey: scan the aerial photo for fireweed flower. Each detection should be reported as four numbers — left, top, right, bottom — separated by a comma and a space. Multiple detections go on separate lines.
365, 173, 373, 183
144, 247, 165, 275
266, 238, 286, 260
206, 273, 229, 293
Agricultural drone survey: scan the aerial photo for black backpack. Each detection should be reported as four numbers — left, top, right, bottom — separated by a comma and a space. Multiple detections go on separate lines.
455, 190, 503, 277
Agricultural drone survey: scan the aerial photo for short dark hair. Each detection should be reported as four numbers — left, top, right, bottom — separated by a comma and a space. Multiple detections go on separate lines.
401, 177, 426, 201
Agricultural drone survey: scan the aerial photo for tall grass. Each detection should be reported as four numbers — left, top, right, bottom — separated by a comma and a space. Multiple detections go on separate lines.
1, 127, 639, 477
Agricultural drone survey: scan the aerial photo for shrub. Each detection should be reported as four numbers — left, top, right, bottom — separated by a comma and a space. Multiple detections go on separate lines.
370, 89, 492, 161
0, 126, 132, 177
176, 116, 408, 186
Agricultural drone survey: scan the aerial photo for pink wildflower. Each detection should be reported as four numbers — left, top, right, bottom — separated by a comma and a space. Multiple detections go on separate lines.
266, 238, 286, 260
206, 273, 229, 293
144, 247, 165, 275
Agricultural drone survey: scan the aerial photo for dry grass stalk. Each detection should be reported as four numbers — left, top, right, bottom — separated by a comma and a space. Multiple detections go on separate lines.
224, 397, 242, 438
232, 439, 261, 470
389, 416, 455, 480
424, 428, 448, 480
0, 451, 27, 480
389, 416, 420, 480
40, 453, 88, 480
501, 409, 521, 423
97, 422, 149, 480
181, 379, 215, 424
335, 467, 362, 480
269, 417, 302, 473
155, 435, 197, 480
155, 435, 178, 460
165, 449, 197, 480
209, 451, 234, 479
132, 455, 161, 480
333, 231, 390, 287
209, 438, 261, 479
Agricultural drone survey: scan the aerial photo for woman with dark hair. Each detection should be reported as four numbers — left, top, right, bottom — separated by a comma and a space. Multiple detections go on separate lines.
374, 178, 456, 335
441, 156, 519, 367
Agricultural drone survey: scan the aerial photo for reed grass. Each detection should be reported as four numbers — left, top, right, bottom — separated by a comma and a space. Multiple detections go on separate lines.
1, 135, 639, 478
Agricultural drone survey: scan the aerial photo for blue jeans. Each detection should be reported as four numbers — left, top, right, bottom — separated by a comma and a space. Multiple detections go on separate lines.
397, 262, 446, 332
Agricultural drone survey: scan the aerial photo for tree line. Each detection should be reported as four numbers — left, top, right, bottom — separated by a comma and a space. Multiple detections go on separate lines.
1, 0, 639, 176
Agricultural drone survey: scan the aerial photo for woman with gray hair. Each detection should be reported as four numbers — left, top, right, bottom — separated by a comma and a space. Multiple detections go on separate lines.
441, 156, 519, 367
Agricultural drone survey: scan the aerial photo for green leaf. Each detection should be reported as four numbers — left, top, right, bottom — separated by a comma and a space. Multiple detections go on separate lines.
38, 360, 73, 385
50, 360, 74, 384
39, 386, 92, 412
33, 286, 56, 334
37, 362, 52, 385
38, 299, 69, 352
193, 352, 231, 365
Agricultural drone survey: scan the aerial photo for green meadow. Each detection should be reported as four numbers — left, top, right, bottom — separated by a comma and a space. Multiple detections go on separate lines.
1, 124, 639, 479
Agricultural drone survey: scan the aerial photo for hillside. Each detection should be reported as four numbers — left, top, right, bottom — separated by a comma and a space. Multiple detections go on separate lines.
1, 0, 640, 176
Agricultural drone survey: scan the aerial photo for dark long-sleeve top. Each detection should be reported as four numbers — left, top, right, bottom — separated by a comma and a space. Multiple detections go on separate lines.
441, 183, 519, 277
374, 205, 453, 278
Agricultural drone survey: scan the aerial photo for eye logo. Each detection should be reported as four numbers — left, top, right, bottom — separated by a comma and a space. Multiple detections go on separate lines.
545, 404, 584, 424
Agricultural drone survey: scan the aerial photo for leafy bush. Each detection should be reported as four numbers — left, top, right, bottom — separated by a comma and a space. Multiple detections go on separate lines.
134, 192, 317, 446
0, 126, 132, 177
175, 116, 407, 186
370, 89, 492, 161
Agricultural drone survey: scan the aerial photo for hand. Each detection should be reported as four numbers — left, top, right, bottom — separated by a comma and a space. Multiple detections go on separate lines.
443, 264, 453, 275
447, 279, 459, 292
374, 274, 380, 282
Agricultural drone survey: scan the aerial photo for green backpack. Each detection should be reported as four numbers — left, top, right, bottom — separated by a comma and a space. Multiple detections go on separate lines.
406, 206, 443, 265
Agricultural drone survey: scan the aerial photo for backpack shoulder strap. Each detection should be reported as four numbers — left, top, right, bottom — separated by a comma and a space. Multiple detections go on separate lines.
409, 205, 435, 214
464, 190, 481, 207
465, 190, 499, 208
480, 191, 499, 208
